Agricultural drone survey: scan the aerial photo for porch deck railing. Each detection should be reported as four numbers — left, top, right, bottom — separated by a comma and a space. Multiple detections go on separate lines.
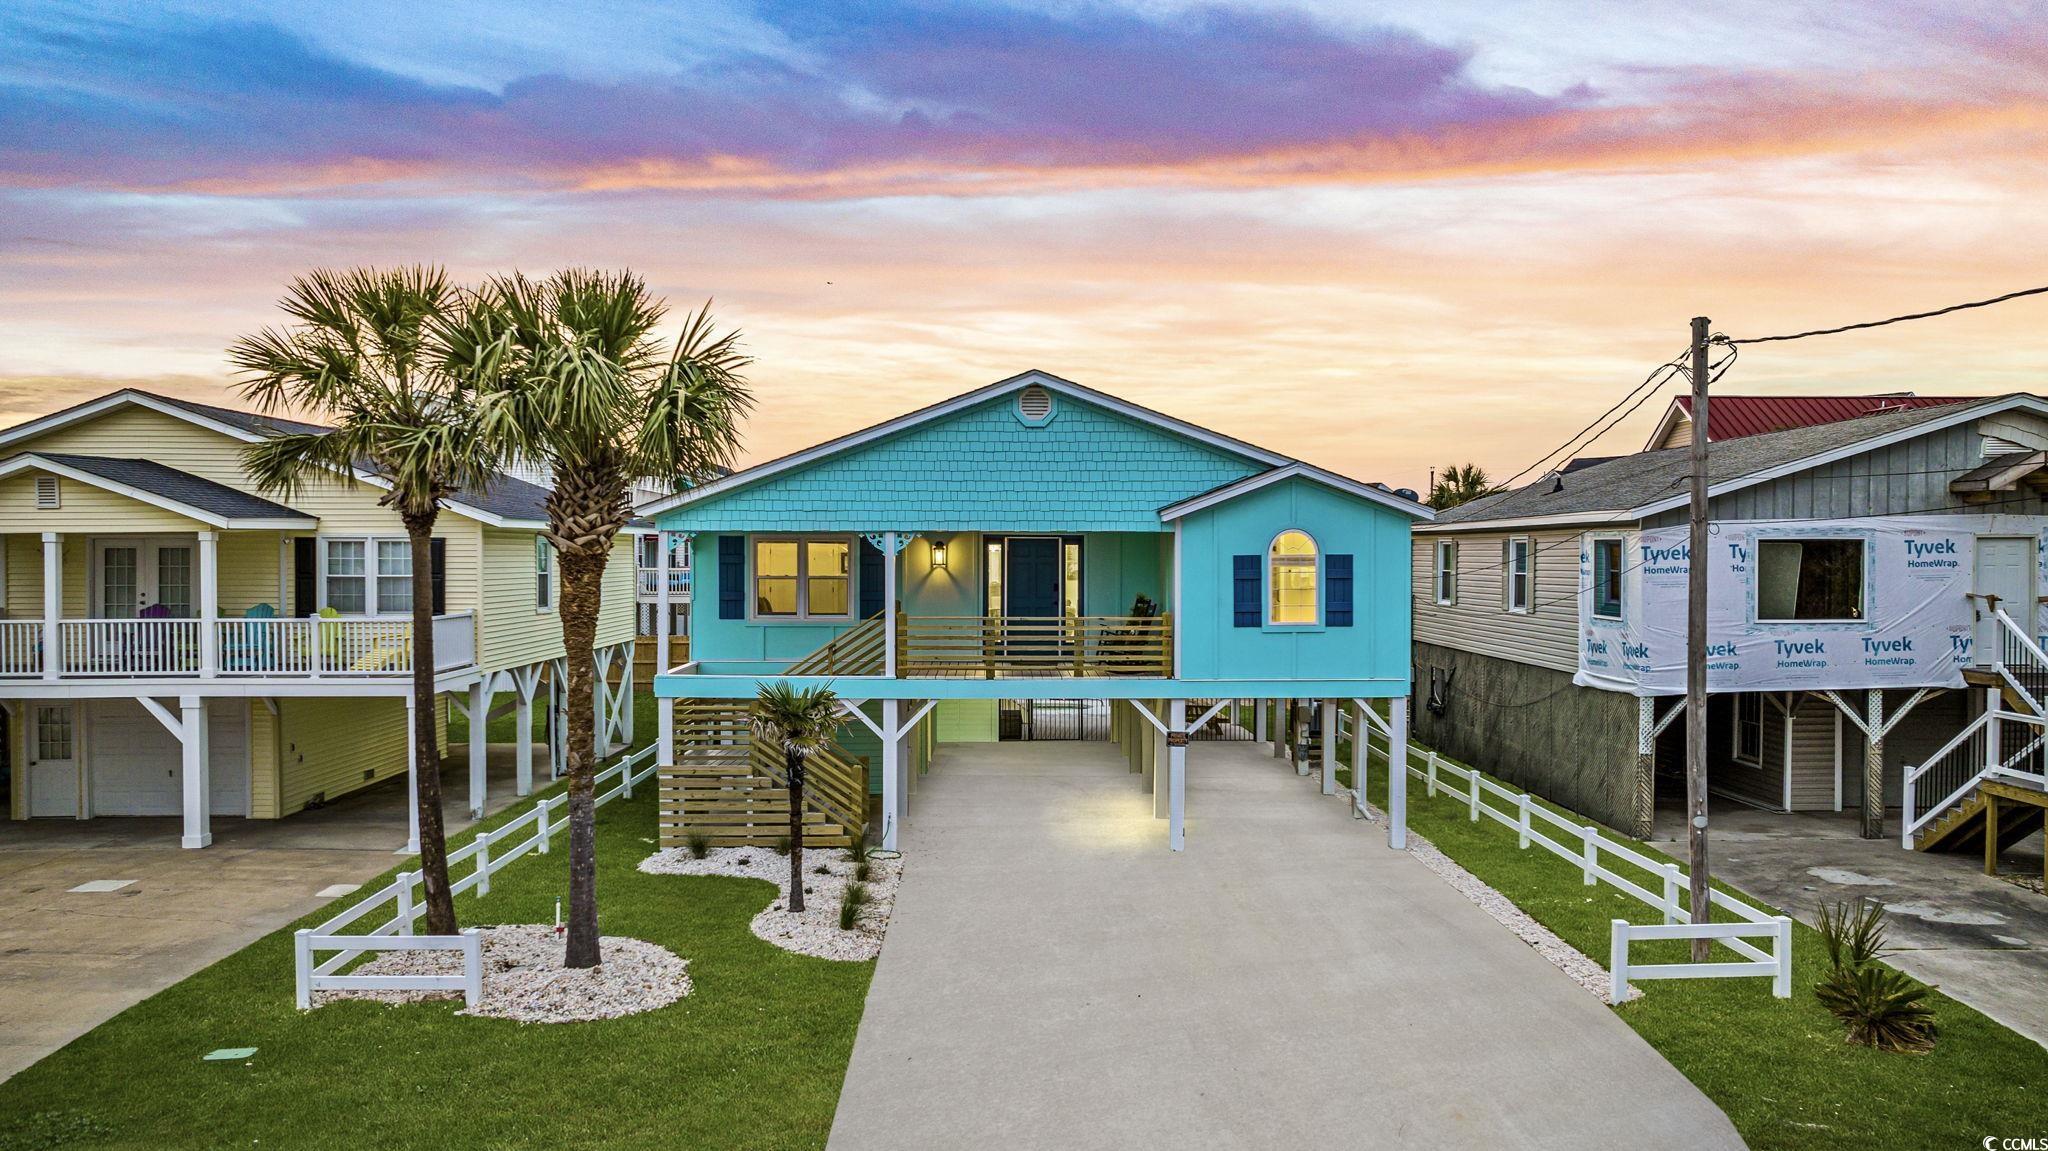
0, 612, 476, 679
775, 613, 1175, 679
635, 568, 692, 599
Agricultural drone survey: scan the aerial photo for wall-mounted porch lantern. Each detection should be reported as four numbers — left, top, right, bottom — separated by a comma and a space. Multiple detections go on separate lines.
929, 540, 949, 570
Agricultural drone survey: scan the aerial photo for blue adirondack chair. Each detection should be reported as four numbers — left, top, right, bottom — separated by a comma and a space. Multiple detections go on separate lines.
221, 603, 278, 671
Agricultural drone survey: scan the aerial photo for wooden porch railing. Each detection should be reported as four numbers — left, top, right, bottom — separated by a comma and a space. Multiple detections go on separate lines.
901, 614, 1171, 678
784, 613, 888, 676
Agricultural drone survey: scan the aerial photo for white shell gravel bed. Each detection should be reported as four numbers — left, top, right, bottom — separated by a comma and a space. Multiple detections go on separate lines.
1332, 776, 1639, 1004
318, 925, 693, 1022
639, 845, 901, 961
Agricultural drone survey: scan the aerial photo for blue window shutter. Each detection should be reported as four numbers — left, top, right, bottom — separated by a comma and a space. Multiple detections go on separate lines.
859, 538, 885, 619
718, 535, 744, 620
1327, 553, 1354, 627
1232, 554, 1259, 627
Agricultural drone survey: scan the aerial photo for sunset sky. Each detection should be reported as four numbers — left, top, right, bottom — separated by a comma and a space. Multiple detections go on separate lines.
3, 1, 2046, 490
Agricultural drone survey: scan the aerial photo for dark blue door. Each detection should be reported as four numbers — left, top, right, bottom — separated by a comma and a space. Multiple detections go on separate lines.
1004, 538, 1062, 618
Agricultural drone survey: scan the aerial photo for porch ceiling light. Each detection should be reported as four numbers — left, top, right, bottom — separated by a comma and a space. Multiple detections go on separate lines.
930, 540, 948, 570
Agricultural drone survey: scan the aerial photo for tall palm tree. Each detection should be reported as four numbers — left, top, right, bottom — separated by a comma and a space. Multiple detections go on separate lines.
750, 682, 841, 913
1429, 462, 1497, 510
229, 266, 507, 935
472, 269, 752, 967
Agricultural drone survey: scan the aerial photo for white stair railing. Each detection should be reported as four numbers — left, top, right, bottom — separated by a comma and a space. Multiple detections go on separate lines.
1901, 704, 2047, 848
1990, 607, 2048, 718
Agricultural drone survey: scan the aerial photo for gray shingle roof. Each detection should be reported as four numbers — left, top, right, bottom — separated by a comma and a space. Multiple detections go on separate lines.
141, 390, 333, 438
449, 473, 550, 524
35, 454, 313, 522
1430, 394, 2024, 527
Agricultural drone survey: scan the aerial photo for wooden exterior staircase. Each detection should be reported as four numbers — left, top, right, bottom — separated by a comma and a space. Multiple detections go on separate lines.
1915, 778, 2048, 856
658, 702, 868, 849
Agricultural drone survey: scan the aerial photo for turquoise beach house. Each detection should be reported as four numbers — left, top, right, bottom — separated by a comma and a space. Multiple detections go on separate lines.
645, 371, 1432, 852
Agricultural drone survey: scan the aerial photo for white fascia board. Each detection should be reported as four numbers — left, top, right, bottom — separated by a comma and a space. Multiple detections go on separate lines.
0, 390, 274, 453
0, 454, 318, 530
642, 369, 1295, 517
1643, 398, 1689, 451
1413, 509, 1635, 534
1158, 461, 1435, 521
1626, 394, 2048, 519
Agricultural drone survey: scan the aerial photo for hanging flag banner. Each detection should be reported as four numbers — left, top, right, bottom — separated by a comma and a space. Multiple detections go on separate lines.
1574, 516, 2046, 696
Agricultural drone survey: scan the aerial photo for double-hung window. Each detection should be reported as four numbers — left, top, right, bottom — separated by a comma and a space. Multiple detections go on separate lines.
535, 537, 554, 610
1592, 537, 1624, 619
754, 536, 851, 619
1734, 694, 1764, 766
1504, 537, 1532, 613
1434, 540, 1458, 606
322, 539, 368, 614
375, 540, 412, 614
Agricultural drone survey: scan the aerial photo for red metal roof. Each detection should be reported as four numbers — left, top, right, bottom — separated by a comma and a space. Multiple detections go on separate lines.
1674, 394, 1981, 442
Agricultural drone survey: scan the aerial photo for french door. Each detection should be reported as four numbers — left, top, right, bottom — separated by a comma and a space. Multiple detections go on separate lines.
92, 537, 195, 618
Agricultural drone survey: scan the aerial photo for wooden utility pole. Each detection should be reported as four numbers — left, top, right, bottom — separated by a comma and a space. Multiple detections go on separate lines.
1686, 316, 1712, 960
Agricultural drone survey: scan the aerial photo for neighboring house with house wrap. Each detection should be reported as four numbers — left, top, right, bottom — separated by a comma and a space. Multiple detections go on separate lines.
1414, 393, 2048, 866
0, 389, 638, 849
646, 370, 1432, 854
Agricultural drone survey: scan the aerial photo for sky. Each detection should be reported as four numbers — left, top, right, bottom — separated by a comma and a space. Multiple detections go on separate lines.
3, 1, 2046, 490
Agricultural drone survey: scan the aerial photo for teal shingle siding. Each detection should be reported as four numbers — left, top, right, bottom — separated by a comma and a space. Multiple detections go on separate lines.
658, 394, 1266, 534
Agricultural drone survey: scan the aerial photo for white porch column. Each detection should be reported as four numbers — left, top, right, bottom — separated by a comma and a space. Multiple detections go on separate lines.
41, 532, 61, 681
197, 529, 219, 678
1320, 700, 1337, 796
883, 531, 898, 678
1168, 698, 1187, 851
881, 698, 902, 850
656, 531, 673, 674
1388, 696, 1409, 851
1350, 700, 1369, 817
1254, 700, 1267, 743
179, 695, 211, 849
468, 678, 489, 819
404, 693, 421, 854
513, 669, 535, 796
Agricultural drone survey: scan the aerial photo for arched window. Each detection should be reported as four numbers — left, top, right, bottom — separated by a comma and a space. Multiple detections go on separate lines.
1269, 530, 1318, 625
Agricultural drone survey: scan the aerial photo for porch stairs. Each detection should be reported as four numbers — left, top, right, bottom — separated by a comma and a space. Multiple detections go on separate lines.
658, 702, 868, 850
1907, 607, 2048, 869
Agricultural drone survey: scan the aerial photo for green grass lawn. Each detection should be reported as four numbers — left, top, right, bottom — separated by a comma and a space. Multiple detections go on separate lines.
1331, 726, 2048, 1151
0, 776, 874, 1151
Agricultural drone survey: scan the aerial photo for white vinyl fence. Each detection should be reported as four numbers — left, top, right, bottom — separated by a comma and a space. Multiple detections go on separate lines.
294, 744, 659, 1009
1339, 709, 1792, 1003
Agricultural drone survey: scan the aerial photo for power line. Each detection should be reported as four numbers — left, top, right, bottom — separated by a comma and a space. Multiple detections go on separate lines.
1492, 348, 1693, 492
1725, 284, 2048, 345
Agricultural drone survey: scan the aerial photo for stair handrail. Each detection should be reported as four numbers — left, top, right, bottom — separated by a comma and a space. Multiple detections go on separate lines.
1990, 607, 2048, 716
1903, 708, 1997, 847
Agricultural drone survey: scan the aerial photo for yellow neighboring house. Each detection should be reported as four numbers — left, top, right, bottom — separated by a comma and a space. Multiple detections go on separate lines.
0, 389, 638, 849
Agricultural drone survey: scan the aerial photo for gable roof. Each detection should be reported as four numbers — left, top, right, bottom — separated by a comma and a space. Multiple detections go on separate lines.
1159, 461, 1433, 521
0, 388, 547, 529
641, 370, 1292, 520
1428, 393, 2048, 531
1644, 392, 1980, 449
0, 453, 314, 528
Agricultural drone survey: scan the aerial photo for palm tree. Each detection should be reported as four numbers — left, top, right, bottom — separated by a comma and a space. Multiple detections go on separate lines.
1429, 462, 1497, 510
750, 682, 842, 913
473, 269, 752, 967
229, 266, 507, 935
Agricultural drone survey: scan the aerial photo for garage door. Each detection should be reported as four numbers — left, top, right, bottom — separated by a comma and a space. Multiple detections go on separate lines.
88, 699, 249, 816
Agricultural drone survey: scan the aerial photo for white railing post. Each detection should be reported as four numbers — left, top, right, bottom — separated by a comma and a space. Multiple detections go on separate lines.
1581, 825, 1598, 885
1426, 750, 1438, 797
1900, 772, 1917, 850
1608, 920, 1629, 1005
1468, 768, 1481, 821
1773, 916, 1794, 999
462, 929, 483, 1008
536, 798, 550, 853
1661, 864, 1681, 925
309, 617, 324, 678
397, 871, 416, 935
1517, 793, 1532, 848
474, 833, 491, 897
294, 929, 312, 1010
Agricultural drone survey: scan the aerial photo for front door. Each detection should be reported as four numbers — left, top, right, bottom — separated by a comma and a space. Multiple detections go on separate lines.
1003, 537, 1063, 659
26, 703, 78, 817
1974, 536, 2035, 660
93, 538, 194, 618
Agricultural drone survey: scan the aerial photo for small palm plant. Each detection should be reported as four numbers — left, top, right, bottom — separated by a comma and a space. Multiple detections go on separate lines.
229, 266, 505, 935
750, 682, 841, 914
1813, 899, 1937, 1053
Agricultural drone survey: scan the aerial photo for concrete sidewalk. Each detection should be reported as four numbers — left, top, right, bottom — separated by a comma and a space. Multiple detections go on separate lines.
829, 741, 1741, 1150
0, 745, 546, 1082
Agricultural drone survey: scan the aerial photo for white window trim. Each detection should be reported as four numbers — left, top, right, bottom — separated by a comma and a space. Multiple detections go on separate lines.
1434, 540, 1458, 606
1754, 536, 1868, 624
1589, 534, 1626, 620
535, 536, 555, 613
317, 535, 421, 618
1265, 528, 1321, 629
1733, 694, 1764, 768
748, 533, 856, 622
1504, 536, 1533, 614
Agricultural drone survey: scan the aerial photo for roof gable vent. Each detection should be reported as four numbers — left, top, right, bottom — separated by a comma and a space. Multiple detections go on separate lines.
34, 475, 58, 509
1015, 384, 1056, 426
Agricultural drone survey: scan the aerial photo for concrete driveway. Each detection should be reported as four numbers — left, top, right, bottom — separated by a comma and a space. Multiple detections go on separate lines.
829, 741, 1741, 1150
0, 746, 543, 1082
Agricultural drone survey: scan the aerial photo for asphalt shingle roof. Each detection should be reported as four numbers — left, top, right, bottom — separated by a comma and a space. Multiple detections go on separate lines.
1431, 395, 2021, 527
36, 454, 313, 522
